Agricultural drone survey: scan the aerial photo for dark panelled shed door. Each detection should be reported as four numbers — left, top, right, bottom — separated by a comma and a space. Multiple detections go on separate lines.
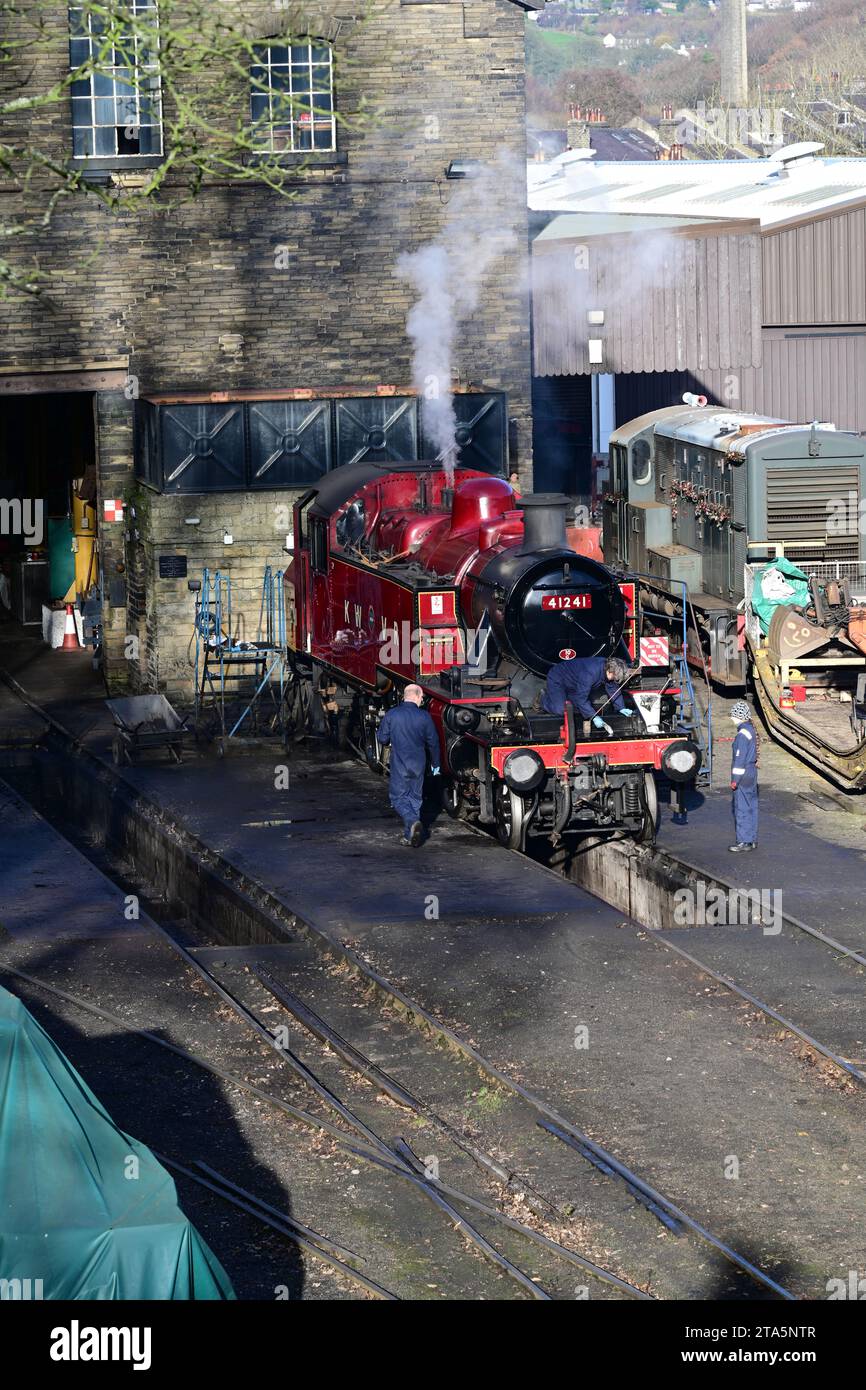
160, 404, 245, 492
422, 393, 506, 474
531, 376, 591, 495
335, 396, 418, 468
248, 399, 331, 487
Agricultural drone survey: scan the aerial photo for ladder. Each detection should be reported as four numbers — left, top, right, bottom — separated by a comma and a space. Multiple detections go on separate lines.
193, 568, 288, 748
633, 574, 713, 785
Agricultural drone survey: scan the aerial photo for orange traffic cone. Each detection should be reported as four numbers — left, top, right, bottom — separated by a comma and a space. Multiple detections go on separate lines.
60, 603, 80, 651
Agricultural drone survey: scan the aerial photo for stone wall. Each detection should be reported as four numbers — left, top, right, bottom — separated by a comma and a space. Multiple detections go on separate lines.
2, 1, 535, 696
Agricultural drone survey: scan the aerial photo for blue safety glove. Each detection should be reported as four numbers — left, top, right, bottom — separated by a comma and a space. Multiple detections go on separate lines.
617, 707, 636, 717
591, 715, 605, 729
430, 766, 440, 776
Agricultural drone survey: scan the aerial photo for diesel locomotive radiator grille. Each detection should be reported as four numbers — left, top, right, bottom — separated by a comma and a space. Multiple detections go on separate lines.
766, 466, 861, 563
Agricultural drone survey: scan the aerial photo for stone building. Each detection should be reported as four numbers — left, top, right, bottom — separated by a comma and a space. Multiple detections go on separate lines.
1, 0, 540, 697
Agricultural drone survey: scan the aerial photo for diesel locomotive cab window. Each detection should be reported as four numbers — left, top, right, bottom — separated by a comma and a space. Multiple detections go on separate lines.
610, 445, 626, 492
631, 440, 652, 487
68, 1, 163, 159
250, 42, 336, 153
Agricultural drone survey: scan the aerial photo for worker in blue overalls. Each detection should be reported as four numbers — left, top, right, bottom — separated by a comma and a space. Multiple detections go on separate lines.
377, 685, 440, 847
542, 654, 637, 732
729, 699, 759, 852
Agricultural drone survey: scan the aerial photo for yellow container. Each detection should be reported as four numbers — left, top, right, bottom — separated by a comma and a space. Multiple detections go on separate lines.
69, 494, 98, 599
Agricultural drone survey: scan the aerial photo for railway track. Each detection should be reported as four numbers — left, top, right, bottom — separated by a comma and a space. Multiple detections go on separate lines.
1, 674, 861, 1298
1, 766, 798, 1302
1, 954, 645, 1303
471, 808, 866, 1095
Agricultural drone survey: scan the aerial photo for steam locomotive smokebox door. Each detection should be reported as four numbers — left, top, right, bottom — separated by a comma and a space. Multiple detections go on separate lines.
470, 493, 627, 676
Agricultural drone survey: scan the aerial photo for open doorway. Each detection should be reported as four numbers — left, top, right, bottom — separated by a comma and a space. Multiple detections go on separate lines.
0, 392, 98, 634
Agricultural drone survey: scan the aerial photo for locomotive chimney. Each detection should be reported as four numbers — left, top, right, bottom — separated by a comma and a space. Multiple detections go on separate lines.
517, 494, 570, 553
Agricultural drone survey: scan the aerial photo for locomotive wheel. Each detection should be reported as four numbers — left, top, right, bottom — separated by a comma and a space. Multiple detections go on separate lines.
636, 771, 659, 845
364, 735, 386, 775
442, 778, 464, 819
285, 672, 314, 738
494, 779, 526, 851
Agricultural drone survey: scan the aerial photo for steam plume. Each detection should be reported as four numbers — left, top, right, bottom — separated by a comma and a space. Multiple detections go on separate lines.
398, 152, 520, 482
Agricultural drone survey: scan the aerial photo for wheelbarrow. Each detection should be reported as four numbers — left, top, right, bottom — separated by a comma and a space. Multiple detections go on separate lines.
105, 694, 193, 766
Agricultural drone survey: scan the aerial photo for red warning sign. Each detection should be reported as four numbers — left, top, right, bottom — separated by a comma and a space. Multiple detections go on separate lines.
640, 636, 670, 667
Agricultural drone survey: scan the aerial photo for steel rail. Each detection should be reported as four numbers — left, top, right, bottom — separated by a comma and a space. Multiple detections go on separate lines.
255, 967, 540, 1200
650, 932, 866, 1089
255, 969, 419, 1110
128, 915, 405, 1164
191, 1158, 359, 1258
336, 1139, 652, 1300
156, 1153, 398, 1301
154, 956, 554, 1301
648, 841, 866, 971
35, 902, 553, 1301
3, 820, 800, 1301
389, 1139, 653, 1301
7, 969, 509, 1302
2, 964, 641, 1299
253, 972, 654, 1296
539, 1122, 796, 1302
0, 678, 805, 1302
0, 965, 384, 1160
330, 946, 800, 1301
0, 977, 396, 1297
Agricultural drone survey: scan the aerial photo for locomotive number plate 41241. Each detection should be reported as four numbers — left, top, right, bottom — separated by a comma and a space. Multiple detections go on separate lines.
541, 594, 592, 610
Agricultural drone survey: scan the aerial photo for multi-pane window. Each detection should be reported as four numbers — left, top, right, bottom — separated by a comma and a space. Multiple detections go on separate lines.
68, 1, 163, 159
250, 43, 335, 153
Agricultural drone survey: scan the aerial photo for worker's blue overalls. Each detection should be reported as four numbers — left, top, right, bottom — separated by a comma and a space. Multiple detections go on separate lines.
731, 718, 759, 845
542, 656, 625, 719
377, 702, 440, 838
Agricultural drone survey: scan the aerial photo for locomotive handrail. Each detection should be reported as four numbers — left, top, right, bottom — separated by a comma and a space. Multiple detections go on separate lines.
625, 570, 713, 786
746, 538, 827, 551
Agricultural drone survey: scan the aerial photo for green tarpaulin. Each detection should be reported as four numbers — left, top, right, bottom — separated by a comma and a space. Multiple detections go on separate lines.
752, 558, 811, 635
0, 985, 235, 1300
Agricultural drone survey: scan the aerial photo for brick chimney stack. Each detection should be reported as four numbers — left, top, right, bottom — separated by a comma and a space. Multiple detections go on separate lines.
566, 104, 591, 150
720, 0, 748, 107
659, 103, 680, 146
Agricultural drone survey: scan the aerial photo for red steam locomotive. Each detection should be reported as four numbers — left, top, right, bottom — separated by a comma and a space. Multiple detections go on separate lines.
283, 459, 701, 848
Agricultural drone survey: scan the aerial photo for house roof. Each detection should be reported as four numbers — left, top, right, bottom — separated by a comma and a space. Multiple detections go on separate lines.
588, 127, 660, 161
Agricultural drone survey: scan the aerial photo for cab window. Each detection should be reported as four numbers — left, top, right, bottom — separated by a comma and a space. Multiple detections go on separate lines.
630, 439, 652, 487
310, 517, 329, 574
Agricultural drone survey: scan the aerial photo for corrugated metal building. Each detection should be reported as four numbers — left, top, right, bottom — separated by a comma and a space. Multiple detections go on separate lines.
532, 213, 763, 376
529, 151, 866, 493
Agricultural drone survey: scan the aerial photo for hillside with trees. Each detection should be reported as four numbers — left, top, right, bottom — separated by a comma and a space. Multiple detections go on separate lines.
527, 0, 866, 128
